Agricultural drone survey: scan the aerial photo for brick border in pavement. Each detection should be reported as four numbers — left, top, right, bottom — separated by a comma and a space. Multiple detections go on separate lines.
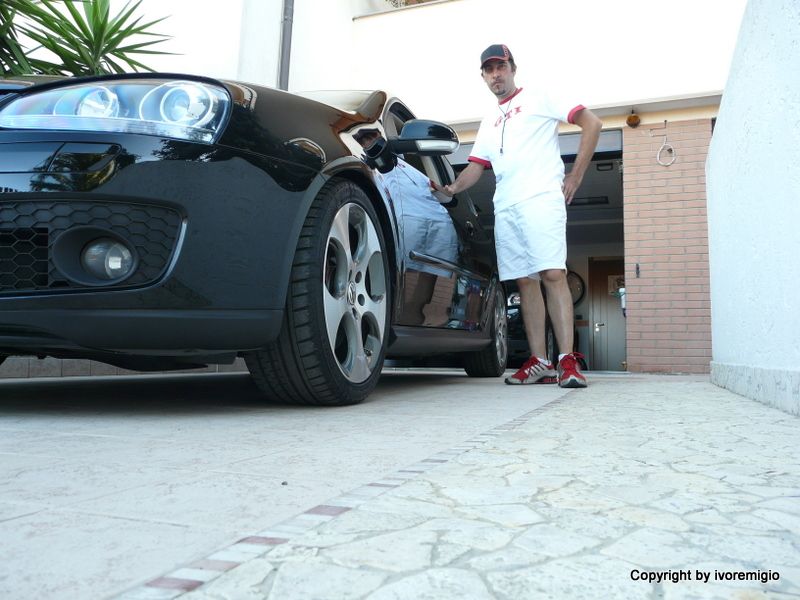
114, 392, 573, 600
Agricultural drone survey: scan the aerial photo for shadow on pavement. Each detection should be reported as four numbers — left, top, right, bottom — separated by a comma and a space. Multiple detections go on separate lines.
0, 369, 474, 415
0, 373, 275, 415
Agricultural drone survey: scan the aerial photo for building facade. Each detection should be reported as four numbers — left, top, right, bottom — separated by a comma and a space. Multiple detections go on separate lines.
707, 0, 800, 414
1, 0, 750, 378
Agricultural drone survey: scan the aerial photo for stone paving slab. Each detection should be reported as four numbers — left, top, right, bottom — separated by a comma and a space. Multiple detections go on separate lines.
119, 375, 800, 600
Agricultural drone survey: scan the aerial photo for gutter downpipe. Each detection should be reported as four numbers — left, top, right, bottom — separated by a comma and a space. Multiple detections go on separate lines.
278, 0, 294, 90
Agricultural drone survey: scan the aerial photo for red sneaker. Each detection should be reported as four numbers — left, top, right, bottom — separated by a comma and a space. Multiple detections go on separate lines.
558, 353, 587, 388
505, 356, 557, 385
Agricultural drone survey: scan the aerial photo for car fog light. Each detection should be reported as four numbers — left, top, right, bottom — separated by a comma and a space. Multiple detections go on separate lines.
81, 238, 134, 280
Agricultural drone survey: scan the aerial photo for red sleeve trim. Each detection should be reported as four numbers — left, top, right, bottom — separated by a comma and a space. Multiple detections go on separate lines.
567, 104, 586, 124
498, 87, 523, 106
468, 156, 491, 168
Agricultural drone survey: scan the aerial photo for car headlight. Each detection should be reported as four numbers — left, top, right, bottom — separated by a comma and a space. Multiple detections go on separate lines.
0, 78, 230, 143
53, 86, 121, 118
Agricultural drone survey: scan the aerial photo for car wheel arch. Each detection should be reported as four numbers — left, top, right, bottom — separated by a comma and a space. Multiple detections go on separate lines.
278, 161, 400, 306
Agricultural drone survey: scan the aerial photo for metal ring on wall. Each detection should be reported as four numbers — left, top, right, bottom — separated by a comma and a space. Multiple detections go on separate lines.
657, 142, 676, 166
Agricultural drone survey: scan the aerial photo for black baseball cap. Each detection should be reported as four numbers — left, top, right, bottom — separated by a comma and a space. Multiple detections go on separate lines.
480, 44, 513, 68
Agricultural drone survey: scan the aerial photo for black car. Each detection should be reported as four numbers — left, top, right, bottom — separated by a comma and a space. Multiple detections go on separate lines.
0, 73, 506, 405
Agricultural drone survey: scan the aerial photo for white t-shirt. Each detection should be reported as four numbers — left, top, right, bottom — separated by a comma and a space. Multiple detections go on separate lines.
469, 86, 585, 213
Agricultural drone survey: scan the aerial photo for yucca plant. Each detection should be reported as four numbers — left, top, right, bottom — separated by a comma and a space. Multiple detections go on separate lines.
1, 2, 36, 75
2, 0, 172, 76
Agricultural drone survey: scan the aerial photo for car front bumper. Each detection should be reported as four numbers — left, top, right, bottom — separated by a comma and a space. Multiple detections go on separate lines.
0, 130, 317, 358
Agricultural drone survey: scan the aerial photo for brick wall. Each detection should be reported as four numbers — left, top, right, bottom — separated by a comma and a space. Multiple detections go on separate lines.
622, 118, 713, 373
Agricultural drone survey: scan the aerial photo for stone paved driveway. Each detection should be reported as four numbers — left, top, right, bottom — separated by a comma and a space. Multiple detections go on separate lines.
135, 375, 799, 600
0, 369, 565, 599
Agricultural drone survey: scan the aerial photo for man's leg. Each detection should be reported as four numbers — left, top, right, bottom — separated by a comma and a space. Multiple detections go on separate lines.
540, 269, 587, 388
505, 277, 557, 385
539, 269, 573, 354
517, 276, 547, 357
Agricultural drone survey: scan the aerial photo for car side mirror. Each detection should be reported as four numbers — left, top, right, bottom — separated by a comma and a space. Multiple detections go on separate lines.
389, 119, 459, 156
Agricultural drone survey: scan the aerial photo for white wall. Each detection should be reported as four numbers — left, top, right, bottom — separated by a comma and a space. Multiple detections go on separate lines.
706, 0, 800, 415
288, 0, 358, 91
236, 0, 284, 86
107, 0, 282, 85
110, 0, 746, 121
108, 0, 244, 79
334, 0, 748, 122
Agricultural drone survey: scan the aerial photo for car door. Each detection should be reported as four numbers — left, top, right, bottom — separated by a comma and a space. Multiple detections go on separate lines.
383, 101, 494, 330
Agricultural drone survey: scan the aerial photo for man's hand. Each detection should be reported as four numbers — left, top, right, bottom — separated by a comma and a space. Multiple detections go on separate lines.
563, 108, 602, 205
562, 172, 582, 205
443, 161, 485, 199
429, 180, 454, 203
430, 180, 453, 197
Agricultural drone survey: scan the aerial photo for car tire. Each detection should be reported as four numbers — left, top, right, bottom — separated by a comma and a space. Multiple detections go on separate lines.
245, 180, 390, 405
463, 284, 507, 377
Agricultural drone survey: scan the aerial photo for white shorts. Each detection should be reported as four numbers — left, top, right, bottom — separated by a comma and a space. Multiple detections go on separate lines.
494, 194, 567, 281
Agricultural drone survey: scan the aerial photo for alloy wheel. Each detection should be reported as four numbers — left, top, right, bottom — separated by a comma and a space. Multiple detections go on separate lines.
322, 202, 387, 383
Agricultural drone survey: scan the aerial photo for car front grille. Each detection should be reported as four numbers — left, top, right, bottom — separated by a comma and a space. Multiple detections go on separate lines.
0, 200, 182, 294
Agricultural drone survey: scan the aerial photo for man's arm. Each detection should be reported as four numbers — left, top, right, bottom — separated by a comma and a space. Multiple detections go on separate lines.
443, 161, 485, 197
562, 108, 602, 204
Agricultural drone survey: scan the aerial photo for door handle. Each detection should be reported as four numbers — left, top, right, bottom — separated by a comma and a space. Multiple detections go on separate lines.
594, 322, 605, 332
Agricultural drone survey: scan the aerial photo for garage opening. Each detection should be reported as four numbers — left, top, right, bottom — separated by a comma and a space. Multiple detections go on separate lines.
448, 129, 626, 371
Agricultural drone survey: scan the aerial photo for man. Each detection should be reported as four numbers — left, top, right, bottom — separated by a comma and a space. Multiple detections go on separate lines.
443, 44, 601, 388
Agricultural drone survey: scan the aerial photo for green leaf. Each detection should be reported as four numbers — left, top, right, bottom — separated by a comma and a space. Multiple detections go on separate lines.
1, 0, 175, 76
61, 1, 94, 42
103, 54, 129, 74
108, 0, 139, 35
